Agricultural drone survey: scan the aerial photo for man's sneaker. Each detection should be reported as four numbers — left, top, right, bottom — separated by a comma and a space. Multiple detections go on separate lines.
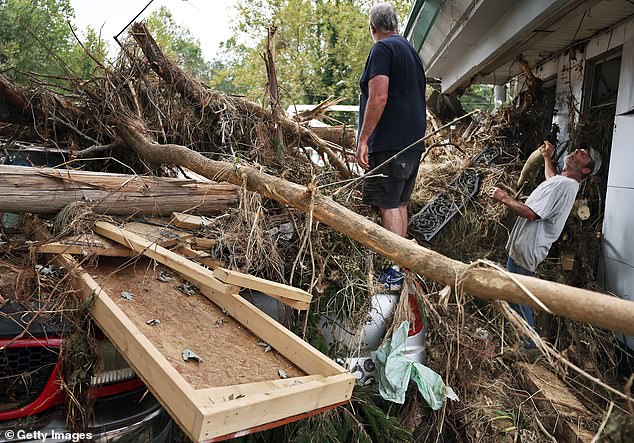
378, 265, 403, 292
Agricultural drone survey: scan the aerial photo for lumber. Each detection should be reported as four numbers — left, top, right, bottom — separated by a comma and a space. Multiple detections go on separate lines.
190, 237, 217, 250
173, 245, 225, 270
36, 234, 137, 257
94, 221, 236, 295
193, 373, 354, 440
0, 165, 239, 215
195, 375, 325, 404
518, 363, 595, 442
170, 212, 213, 230
213, 267, 312, 310
113, 115, 634, 337
34, 227, 192, 257
121, 222, 193, 247
170, 245, 310, 310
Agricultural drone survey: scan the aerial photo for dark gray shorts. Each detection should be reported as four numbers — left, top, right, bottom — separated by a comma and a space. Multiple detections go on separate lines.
362, 150, 422, 209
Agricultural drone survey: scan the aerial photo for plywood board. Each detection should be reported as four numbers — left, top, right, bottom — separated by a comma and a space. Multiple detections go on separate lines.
91, 257, 304, 389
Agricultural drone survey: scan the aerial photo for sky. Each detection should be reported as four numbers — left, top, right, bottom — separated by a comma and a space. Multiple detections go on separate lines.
71, 0, 240, 61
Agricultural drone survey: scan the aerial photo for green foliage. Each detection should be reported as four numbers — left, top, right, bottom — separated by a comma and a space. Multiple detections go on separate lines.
460, 84, 494, 112
0, 0, 76, 80
0, 0, 111, 83
67, 26, 109, 79
210, 0, 414, 106
146, 6, 211, 82
234, 388, 413, 443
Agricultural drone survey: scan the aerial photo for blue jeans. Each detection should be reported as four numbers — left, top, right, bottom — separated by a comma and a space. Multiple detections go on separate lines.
506, 257, 536, 333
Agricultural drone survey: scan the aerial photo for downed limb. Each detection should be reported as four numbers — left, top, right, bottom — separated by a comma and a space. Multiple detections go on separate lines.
307, 125, 356, 151
129, 22, 351, 178
0, 164, 239, 215
113, 115, 634, 336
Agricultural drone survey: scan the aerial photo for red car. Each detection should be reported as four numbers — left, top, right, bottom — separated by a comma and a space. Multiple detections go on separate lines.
0, 301, 174, 442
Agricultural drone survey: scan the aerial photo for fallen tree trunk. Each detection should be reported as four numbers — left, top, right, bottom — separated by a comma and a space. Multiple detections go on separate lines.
129, 22, 352, 178
114, 115, 634, 336
307, 126, 356, 151
0, 165, 238, 215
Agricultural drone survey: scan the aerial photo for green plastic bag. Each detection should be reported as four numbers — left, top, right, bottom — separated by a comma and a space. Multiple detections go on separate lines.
371, 321, 458, 409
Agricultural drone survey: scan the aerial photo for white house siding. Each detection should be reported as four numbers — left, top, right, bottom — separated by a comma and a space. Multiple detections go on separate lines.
600, 20, 634, 349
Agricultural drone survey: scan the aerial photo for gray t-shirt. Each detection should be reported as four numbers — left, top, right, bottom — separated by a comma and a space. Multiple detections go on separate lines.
507, 175, 579, 272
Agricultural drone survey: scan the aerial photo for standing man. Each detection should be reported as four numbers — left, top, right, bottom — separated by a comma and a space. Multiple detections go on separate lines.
490, 141, 595, 329
356, 3, 426, 289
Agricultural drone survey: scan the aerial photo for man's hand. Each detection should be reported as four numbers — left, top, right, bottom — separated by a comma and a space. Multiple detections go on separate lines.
356, 140, 369, 170
540, 140, 555, 159
490, 186, 540, 221
489, 186, 509, 203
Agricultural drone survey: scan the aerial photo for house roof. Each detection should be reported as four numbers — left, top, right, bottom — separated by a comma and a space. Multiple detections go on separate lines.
404, 0, 634, 93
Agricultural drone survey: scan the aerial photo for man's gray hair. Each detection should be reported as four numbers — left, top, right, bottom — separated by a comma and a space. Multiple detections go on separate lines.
370, 3, 398, 32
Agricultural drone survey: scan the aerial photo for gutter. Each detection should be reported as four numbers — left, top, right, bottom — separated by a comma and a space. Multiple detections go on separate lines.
403, 0, 445, 52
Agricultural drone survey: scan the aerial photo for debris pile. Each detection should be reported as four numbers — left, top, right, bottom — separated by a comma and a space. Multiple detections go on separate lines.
1, 22, 632, 442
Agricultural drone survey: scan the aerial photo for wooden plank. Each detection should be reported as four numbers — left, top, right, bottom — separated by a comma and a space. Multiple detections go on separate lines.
207, 401, 349, 442
94, 221, 236, 295
213, 267, 312, 310
518, 362, 595, 442
170, 212, 213, 230
191, 237, 217, 250
0, 164, 239, 215
198, 285, 344, 376
36, 234, 137, 257
122, 222, 193, 247
193, 373, 355, 440
195, 375, 325, 405
174, 245, 224, 270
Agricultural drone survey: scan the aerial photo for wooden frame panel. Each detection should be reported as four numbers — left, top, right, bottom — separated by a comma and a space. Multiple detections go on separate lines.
94, 221, 236, 295
49, 253, 200, 435
45, 221, 355, 440
194, 373, 354, 440
213, 267, 312, 310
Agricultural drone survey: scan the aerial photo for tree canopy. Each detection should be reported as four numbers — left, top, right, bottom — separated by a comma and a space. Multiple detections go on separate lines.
146, 6, 211, 82
0, 1, 208, 85
210, 0, 413, 107
0, 0, 77, 80
1, 0, 416, 112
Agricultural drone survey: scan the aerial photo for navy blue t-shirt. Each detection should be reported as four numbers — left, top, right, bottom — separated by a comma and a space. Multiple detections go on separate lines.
359, 35, 426, 153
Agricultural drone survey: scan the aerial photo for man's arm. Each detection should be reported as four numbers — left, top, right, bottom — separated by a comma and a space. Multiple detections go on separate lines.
490, 187, 540, 221
541, 140, 556, 179
356, 75, 389, 169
